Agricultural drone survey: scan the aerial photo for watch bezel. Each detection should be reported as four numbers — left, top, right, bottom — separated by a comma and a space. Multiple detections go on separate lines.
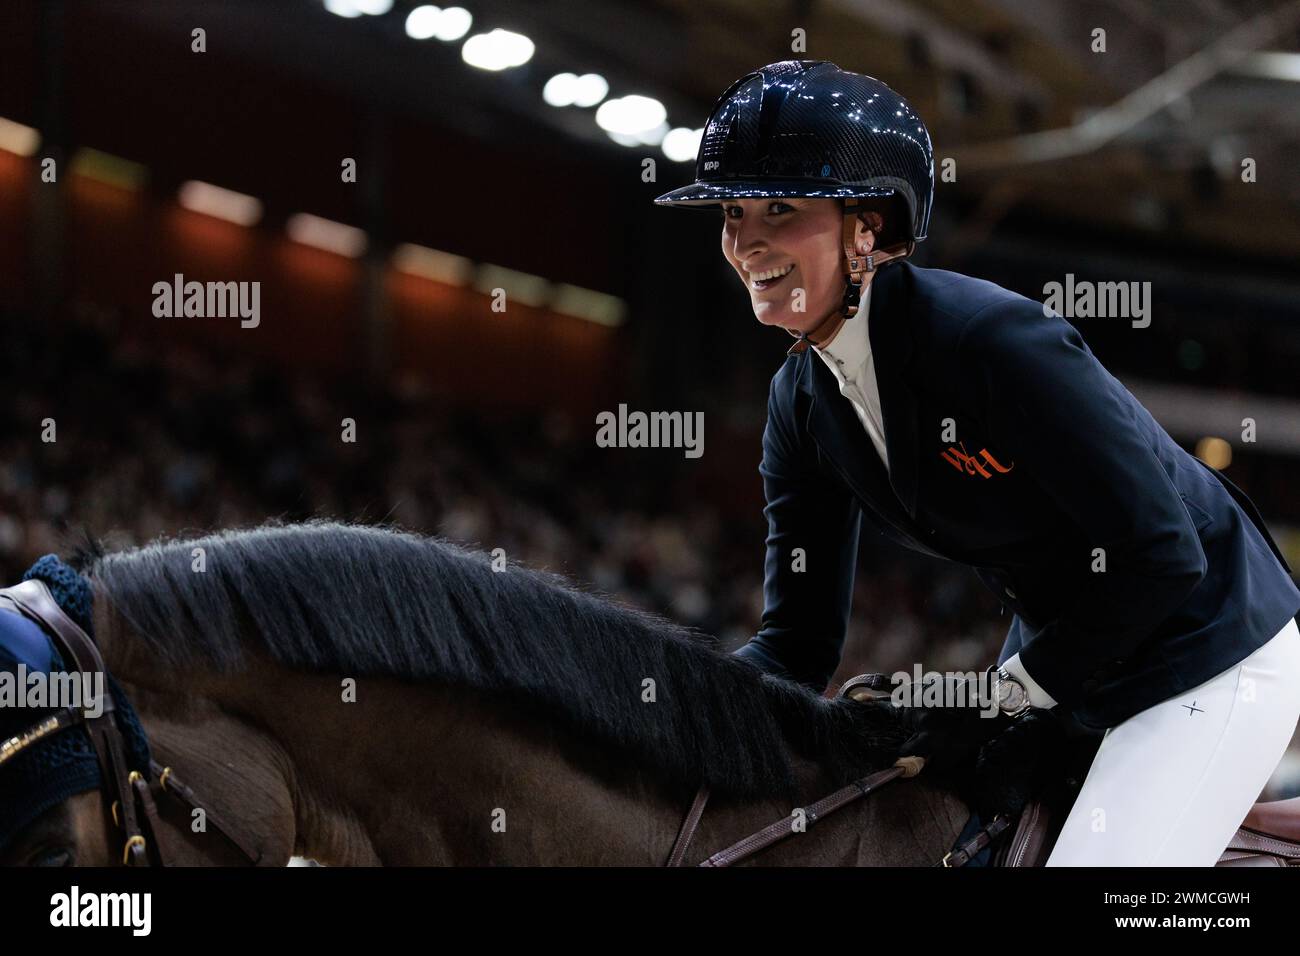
994, 666, 1031, 717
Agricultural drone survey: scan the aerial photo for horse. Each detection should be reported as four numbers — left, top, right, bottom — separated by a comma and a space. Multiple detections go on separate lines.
0, 520, 972, 866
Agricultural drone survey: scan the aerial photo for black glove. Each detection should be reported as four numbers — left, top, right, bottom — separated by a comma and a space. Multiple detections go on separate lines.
964, 708, 1070, 820
893, 673, 1011, 777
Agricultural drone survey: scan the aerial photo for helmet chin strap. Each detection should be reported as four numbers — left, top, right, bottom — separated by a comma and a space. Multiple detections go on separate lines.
786, 197, 913, 355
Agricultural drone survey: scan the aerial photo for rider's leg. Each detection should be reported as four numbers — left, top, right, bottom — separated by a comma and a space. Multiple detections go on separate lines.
1045, 616, 1300, 866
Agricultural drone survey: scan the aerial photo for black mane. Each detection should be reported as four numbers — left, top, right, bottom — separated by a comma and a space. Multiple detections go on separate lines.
82, 520, 905, 800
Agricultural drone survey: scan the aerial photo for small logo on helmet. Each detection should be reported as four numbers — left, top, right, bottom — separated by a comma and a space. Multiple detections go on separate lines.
703, 161, 720, 171
821, 164, 832, 176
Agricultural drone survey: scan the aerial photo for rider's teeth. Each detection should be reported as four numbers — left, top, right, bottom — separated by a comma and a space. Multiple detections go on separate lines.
755, 264, 792, 282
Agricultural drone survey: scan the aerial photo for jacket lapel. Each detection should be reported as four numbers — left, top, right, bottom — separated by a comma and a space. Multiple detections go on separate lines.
870, 263, 920, 520
800, 261, 921, 521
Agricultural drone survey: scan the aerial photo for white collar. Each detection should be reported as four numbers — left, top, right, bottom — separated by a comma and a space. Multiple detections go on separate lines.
814, 281, 873, 374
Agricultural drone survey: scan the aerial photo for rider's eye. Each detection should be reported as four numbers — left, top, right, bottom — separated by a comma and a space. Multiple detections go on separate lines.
723, 203, 791, 219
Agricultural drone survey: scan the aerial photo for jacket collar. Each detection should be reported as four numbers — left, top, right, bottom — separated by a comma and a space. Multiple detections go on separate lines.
813, 282, 874, 378
797, 260, 921, 521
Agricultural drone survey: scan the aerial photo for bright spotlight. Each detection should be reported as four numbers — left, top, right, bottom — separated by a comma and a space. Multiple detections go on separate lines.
594, 95, 666, 136
462, 29, 534, 71
544, 73, 579, 107
662, 127, 702, 163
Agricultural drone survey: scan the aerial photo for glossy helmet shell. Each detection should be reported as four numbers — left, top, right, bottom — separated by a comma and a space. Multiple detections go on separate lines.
654, 60, 934, 243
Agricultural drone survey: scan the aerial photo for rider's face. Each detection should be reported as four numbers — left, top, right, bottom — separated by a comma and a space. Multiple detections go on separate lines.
720, 198, 876, 336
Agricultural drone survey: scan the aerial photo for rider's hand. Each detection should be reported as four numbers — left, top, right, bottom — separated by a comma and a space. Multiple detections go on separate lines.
966, 708, 1069, 820
893, 673, 1011, 776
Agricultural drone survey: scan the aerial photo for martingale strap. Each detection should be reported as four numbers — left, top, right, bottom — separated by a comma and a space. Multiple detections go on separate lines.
0, 579, 261, 866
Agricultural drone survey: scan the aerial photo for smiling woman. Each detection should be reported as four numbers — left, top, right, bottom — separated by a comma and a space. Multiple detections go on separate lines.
717, 197, 895, 338
653, 58, 1300, 869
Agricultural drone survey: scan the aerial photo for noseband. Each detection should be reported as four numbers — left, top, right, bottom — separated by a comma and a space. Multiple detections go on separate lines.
0, 579, 261, 866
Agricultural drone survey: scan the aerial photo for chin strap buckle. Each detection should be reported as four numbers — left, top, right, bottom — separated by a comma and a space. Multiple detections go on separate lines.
784, 199, 914, 355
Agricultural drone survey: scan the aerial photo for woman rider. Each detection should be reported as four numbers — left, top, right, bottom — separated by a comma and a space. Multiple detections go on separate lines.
653, 60, 1300, 866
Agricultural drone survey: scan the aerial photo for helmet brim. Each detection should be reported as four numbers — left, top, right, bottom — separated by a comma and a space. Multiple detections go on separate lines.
653, 180, 897, 207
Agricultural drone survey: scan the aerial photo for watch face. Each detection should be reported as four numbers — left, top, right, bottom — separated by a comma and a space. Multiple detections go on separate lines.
998, 680, 1027, 712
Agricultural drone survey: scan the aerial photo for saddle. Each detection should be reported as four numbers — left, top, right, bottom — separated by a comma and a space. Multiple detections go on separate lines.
979, 794, 1300, 867
835, 673, 1300, 867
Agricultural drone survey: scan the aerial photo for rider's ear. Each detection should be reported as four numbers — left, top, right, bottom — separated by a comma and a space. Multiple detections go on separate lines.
855, 212, 884, 255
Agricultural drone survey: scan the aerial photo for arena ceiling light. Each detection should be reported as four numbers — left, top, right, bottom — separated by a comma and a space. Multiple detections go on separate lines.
550, 284, 626, 327
392, 243, 474, 285
571, 74, 609, 108
461, 28, 534, 71
322, 0, 364, 17
177, 181, 264, 227
543, 72, 609, 108
661, 127, 703, 163
286, 213, 368, 258
405, 5, 473, 41
595, 94, 667, 145
70, 148, 148, 191
473, 263, 550, 307
322, 0, 392, 17
634, 122, 670, 147
0, 116, 39, 157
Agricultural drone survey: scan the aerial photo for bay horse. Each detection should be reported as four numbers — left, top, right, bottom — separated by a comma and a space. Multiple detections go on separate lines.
0, 521, 970, 866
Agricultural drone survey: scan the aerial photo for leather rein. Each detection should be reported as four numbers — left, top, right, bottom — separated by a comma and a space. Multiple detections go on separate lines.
665, 675, 1010, 867
0, 579, 261, 866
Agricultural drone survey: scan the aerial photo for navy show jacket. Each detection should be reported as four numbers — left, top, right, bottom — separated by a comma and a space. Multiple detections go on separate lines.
733, 260, 1300, 729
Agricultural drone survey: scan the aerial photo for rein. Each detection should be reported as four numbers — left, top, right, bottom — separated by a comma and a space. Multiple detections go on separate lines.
665, 673, 1011, 867
0, 580, 261, 866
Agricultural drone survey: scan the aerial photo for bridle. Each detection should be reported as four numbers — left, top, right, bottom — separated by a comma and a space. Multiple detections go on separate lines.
0, 579, 262, 866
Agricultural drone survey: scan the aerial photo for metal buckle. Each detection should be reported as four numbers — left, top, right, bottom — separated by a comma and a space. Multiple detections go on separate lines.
122, 834, 146, 866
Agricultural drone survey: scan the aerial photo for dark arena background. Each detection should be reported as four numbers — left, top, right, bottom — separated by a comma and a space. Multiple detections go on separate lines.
1, 0, 1300, 935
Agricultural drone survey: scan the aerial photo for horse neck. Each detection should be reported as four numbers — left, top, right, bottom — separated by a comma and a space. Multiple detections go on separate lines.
226, 670, 814, 865
96, 617, 967, 865
112, 653, 700, 864
209, 670, 967, 866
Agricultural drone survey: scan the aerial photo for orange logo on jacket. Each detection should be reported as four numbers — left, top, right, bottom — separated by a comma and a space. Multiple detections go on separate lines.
941, 442, 1015, 479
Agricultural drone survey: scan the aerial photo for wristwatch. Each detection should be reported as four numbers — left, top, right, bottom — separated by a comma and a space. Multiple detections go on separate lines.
993, 665, 1032, 719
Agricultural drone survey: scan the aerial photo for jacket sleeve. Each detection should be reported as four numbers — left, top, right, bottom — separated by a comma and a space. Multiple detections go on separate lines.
959, 300, 1207, 707
732, 370, 862, 694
